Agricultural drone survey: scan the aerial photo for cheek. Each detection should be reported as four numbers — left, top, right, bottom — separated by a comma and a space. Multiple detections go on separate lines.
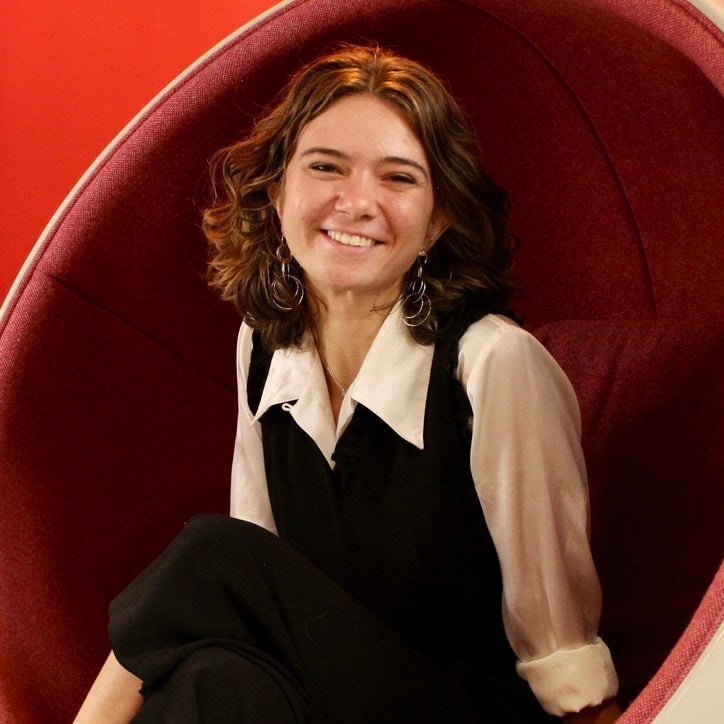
281, 187, 322, 228
398, 206, 436, 245
396, 192, 435, 227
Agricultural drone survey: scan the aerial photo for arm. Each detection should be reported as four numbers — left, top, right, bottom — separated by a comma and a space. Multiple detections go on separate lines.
458, 316, 619, 717
74, 651, 143, 724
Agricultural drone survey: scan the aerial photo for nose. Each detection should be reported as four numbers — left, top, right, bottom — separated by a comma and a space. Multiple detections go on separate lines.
334, 172, 378, 219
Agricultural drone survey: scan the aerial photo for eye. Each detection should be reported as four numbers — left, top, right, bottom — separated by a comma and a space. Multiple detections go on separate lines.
309, 162, 340, 174
386, 173, 417, 184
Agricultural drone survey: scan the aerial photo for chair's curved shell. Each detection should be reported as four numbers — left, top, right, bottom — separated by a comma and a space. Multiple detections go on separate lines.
1, 1, 722, 721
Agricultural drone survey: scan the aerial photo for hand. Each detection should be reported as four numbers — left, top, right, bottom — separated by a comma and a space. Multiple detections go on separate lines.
562, 699, 622, 723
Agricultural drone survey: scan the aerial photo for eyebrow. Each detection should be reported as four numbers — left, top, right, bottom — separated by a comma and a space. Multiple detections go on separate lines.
300, 147, 430, 179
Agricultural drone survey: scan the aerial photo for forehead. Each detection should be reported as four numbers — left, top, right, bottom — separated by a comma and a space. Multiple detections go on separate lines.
295, 94, 429, 163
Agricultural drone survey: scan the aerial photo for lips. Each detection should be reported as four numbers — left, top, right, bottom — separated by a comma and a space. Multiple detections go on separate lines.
326, 229, 378, 248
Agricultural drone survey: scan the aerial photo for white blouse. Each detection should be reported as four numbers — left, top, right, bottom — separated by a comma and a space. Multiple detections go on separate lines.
230, 307, 619, 716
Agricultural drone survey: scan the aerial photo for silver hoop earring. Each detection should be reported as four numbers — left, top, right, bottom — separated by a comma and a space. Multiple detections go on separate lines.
270, 235, 304, 311
402, 249, 431, 328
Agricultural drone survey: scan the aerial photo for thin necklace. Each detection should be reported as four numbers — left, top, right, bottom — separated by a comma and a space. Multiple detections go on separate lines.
321, 357, 348, 396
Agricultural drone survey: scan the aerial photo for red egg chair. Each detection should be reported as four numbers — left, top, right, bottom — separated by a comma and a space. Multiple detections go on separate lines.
1, 0, 722, 721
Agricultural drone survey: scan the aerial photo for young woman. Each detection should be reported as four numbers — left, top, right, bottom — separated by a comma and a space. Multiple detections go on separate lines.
75, 45, 620, 723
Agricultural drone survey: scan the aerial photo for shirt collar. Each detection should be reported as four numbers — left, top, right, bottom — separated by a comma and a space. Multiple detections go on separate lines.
351, 305, 433, 449
251, 305, 434, 458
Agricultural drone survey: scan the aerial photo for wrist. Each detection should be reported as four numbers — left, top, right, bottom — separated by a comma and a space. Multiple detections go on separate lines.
562, 699, 621, 723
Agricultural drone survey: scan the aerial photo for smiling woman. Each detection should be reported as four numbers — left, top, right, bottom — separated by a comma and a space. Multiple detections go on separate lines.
75, 45, 620, 723
269, 95, 445, 317
204, 45, 517, 353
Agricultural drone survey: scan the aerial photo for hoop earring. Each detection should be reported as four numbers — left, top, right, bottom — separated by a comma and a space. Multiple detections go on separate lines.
270, 236, 304, 311
402, 249, 431, 328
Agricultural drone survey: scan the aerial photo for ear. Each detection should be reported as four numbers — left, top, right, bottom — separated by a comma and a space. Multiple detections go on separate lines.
425, 208, 450, 249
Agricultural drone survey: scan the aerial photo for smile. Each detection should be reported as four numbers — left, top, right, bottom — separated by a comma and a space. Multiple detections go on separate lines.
326, 230, 378, 248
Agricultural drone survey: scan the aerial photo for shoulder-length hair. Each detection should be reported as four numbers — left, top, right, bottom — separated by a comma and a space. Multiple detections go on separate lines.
203, 44, 517, 350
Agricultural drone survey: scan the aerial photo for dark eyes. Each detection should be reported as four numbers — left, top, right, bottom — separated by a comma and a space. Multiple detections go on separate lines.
307, 163, 418, 185
309, 162, 339, 173
385, 173, 416, 184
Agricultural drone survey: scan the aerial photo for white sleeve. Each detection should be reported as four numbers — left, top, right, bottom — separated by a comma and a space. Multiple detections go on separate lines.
229, 324, 278, 534
458, 317, 618, 716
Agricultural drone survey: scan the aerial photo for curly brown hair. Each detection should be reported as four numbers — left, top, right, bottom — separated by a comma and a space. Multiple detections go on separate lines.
203, 44, 517, 350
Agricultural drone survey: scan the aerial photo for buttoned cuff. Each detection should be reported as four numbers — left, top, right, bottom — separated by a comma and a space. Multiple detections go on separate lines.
515, 637, 619, 716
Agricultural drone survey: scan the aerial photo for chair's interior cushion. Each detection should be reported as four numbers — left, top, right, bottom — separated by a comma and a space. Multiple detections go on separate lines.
0, 278, 236, 720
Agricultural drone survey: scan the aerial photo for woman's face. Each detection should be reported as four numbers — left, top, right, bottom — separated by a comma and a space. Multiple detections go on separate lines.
270, 93, 447, 308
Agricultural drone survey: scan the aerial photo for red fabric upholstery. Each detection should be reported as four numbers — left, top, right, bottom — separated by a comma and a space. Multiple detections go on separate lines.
1, 1, 722, 721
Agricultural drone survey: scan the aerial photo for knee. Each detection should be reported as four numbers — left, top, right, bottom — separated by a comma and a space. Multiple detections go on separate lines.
177, 646, 246, 691
171, 646, 302, 721
180, 514, 273, 555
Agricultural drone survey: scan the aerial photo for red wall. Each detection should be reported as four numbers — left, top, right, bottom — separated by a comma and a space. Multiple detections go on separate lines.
1, 0, 278, 302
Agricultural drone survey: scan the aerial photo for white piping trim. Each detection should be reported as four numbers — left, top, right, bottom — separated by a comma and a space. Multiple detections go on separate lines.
653, 620, 724, 723
687, 0, 724, 29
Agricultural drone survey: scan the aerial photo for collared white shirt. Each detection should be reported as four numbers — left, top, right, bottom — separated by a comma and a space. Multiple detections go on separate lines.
231, 307, 619, 716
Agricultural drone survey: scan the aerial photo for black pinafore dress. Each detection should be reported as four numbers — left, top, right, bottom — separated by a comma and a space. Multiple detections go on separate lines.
109, 314, 554, 723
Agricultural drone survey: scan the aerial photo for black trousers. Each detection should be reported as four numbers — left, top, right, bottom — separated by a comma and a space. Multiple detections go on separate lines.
109, 515, 553, 723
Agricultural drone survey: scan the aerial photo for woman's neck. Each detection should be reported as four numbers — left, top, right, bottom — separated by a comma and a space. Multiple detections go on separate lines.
316, 306, 388, 382
312, 296, 393, 422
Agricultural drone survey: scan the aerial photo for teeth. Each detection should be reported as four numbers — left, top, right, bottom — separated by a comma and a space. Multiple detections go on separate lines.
327, 230, 376, 248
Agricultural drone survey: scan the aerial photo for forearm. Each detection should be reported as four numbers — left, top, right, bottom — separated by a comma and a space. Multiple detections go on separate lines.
74, 651, 143, 724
